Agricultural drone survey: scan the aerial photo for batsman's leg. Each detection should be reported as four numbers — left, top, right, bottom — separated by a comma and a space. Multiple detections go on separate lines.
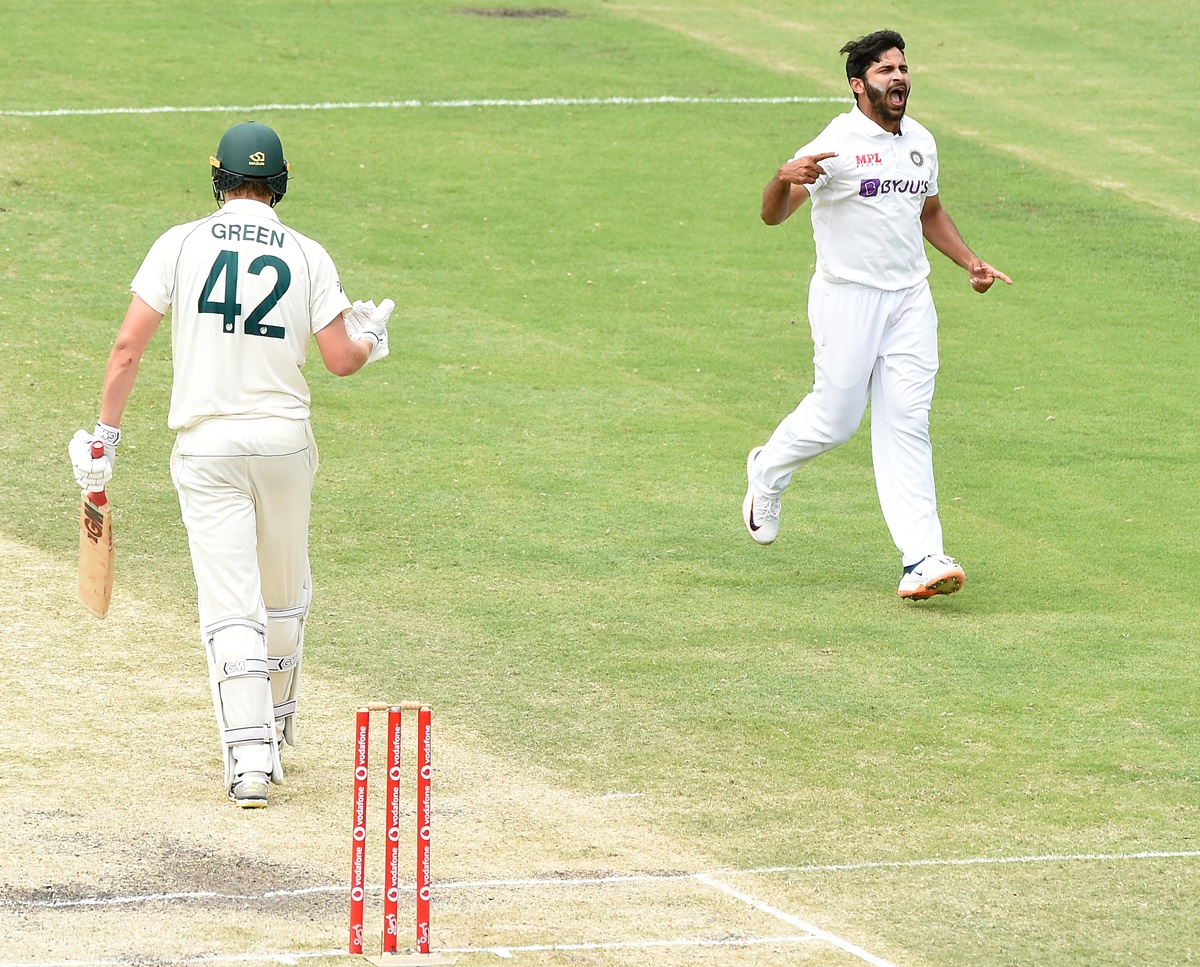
172, 435, 281, 798
267, 581, 309, 747
254, 425, 317, 750
204, 618, 284, 790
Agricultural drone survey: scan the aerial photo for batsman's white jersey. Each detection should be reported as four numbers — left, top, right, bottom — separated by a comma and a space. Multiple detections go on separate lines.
131, 198, 351, 429
131, 197, 351, 784
752, 105, 947, 566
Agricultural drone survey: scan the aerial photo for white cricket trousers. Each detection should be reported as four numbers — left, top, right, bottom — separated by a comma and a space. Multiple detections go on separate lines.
170, 416, 317, 776
753, 275, 943, 567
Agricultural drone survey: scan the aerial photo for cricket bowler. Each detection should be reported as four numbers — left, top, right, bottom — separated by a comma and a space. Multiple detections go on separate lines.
743, 30, 1012, 599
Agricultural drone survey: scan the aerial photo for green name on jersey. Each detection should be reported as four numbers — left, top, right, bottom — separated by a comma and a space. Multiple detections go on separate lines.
211, 223, 287, 248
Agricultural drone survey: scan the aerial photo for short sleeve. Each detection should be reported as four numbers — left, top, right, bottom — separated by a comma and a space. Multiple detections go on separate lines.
308, 244, 352, 334
129, 228, 184, 314
789, 131, 841, 196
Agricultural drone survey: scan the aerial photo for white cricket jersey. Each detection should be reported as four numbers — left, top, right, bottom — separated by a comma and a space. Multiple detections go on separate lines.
130, 198, 352, 429
792, 104, 939, 290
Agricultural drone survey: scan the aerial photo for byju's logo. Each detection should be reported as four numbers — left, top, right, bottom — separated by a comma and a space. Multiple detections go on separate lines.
860, 178, 930, 198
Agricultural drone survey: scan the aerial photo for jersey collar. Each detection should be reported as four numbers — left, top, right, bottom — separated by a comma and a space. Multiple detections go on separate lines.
848, 102, 908, 138
219, 198, 282, 221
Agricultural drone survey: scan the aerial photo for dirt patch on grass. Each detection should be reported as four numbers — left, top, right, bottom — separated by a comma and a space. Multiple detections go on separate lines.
458, 7, 574, 18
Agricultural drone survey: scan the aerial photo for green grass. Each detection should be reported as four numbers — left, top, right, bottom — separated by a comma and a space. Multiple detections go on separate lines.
3, 1, 1200, 963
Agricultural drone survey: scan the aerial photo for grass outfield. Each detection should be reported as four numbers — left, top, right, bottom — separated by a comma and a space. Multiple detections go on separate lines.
2, 1, 1199, 965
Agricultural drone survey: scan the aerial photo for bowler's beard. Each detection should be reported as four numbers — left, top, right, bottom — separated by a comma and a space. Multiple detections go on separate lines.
864, 79, 907, 124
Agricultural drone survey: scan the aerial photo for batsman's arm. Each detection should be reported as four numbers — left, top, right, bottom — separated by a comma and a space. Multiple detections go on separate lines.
314, 312, 373, 377
99, 295, 164, 428
316, 299, 393, 375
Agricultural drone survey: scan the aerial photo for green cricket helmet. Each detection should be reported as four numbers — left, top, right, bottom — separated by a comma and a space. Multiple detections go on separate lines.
210, 121, 289, 205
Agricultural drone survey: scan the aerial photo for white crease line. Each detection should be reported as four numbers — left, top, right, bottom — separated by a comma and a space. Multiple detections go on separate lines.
0, 95, 848, 118
0, 938, 816, 967
6, 849, 1198, 909
736, 849, 1200, 877
697, 873, 896, 967
0, 885, 348, 909
0, 954, 346, 967
443, 934, 816, 957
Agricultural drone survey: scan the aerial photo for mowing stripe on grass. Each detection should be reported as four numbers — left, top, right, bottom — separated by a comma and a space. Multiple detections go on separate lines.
0, 95, 848, 118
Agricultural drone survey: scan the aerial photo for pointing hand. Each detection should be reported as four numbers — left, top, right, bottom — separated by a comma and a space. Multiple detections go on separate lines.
778, 152, 838, 186
968, 260, 1013, 293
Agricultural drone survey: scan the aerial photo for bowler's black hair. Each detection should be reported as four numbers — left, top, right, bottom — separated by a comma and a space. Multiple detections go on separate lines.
840, 30, 906, 83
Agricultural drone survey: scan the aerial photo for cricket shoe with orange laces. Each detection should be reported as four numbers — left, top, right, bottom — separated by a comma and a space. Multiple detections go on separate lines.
898, 555, 965, 600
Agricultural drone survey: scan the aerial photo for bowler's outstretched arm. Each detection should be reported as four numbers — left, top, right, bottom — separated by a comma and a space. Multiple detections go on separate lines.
920, 194, 1012, 293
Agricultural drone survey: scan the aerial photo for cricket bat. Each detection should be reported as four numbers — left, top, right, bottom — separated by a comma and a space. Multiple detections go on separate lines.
77, 440, 115, 619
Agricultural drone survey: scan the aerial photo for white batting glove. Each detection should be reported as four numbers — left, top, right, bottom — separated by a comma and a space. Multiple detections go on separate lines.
69, 429, 114, 493
344, 298, 394, 364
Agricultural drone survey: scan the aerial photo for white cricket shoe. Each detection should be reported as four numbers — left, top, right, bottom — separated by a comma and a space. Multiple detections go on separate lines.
229, 771, 270, 809
742, 446, 780, 545
898, 555, 965, 600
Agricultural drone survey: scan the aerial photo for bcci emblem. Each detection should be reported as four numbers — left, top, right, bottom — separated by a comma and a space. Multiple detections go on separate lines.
909, 149, 925, 167
249, 151, 267, 166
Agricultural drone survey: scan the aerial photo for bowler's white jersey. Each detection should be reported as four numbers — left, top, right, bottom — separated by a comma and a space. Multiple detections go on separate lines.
793, 104, 939, 290
131, 198, 351, 429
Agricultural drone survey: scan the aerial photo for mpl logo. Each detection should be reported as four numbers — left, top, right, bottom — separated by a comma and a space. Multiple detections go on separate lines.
855, 152, 882, 166
859, 178, 881, 197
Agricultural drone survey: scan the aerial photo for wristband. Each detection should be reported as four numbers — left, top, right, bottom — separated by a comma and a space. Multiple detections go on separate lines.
94, 421, 121, 449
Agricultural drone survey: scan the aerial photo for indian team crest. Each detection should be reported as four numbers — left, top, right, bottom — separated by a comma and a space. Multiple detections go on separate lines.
909, 149, 925, 167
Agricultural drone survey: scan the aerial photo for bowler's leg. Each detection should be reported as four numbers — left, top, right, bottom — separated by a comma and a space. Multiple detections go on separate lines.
754, 280, 886, 495
869, 280, 946, 567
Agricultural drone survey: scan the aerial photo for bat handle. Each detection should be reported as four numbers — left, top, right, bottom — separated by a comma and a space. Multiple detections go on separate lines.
88, 440, 108, 505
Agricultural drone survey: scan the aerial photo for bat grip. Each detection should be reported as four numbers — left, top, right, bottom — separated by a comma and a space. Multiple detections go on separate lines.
87, 440, 109, 504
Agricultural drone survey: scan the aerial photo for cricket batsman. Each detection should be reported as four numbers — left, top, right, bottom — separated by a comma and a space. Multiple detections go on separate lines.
69, 121, 394, 807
